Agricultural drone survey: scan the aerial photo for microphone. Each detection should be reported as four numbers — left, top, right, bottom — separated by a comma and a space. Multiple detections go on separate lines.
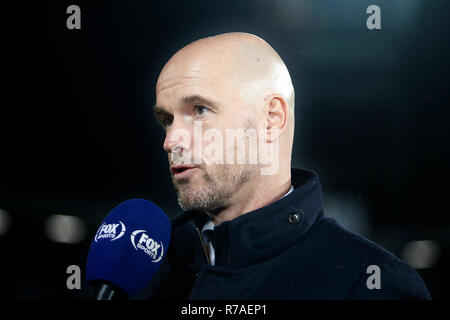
86, 199, 171, 300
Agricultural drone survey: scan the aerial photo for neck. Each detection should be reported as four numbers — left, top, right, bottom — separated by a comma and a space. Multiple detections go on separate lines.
207, 168, 292, 226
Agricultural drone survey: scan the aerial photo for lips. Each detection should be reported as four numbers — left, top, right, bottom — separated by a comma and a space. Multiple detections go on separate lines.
170, 165, 200, 179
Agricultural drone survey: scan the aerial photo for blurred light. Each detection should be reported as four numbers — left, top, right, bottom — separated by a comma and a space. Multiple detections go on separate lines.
0, 208, 11, 236
44, 214, 87, 244
273, 0, 308, 29
323, 192, 370, 237
272, 0, 422, 31
401, 240, 440, 269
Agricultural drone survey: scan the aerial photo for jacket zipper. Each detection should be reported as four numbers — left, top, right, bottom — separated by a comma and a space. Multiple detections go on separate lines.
194, 226, 212, 266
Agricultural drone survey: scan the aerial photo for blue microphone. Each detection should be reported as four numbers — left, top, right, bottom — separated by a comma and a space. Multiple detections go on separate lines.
86, 199, 171, 299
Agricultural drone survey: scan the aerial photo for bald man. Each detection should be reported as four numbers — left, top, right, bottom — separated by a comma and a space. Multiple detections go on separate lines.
143, 33, 431, 300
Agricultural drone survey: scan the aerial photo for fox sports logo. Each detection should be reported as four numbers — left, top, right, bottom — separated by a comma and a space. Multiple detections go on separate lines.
94, 221, 126, 242
130, 230, 164, 263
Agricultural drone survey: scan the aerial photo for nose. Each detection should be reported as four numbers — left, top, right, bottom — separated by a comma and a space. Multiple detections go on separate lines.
163, 118, 192, 157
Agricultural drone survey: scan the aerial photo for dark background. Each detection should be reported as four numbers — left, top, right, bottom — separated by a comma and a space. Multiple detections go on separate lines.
1, 0, 449, 299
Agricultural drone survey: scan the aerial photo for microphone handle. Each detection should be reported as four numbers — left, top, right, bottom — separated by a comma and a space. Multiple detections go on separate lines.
91, 283, 125, 300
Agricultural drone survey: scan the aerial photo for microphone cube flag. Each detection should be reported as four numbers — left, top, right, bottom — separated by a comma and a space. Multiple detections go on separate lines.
86, 199, 171, 297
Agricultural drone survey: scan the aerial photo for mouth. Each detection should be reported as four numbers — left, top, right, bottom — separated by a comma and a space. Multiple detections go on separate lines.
171, 165, 200, 179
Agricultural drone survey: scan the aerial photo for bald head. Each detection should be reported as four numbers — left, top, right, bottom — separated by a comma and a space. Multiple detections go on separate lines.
157, 32, 295, 127
155, 33, 295, 223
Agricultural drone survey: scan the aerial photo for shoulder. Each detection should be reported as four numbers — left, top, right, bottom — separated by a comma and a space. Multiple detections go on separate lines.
311, 217, 432, 299
316, 217, 403, 263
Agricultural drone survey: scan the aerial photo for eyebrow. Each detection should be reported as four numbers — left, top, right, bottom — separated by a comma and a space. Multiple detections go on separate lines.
153, 94, 221, 115
182, 95, 220, 110
153, 105, 169, 116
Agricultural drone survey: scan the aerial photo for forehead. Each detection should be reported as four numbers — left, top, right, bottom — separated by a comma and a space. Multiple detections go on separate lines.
156, 54, 241, 108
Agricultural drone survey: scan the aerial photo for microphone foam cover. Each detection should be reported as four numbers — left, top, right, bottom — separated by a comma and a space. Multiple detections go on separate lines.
86, 199, 171, 297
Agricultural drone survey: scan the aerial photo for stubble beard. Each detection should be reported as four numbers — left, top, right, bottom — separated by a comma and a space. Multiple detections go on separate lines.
172, 117, 260, 214
174, 162, 258, 214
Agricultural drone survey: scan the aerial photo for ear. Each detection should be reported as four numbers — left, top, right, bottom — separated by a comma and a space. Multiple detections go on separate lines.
264, 94, 288, 143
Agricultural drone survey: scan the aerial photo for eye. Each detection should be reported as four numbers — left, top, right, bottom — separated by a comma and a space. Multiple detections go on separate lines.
194, 105, 209, 116
161, 117, 173, 128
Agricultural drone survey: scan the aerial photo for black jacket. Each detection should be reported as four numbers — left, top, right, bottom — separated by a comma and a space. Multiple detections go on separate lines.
141, 168, 431, 300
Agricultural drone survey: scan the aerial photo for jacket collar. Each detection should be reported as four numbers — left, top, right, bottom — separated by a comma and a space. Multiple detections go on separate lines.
171, 167, 324, 269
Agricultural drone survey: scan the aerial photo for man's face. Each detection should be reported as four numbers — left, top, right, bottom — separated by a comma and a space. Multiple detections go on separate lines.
155, 52, 259, 213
